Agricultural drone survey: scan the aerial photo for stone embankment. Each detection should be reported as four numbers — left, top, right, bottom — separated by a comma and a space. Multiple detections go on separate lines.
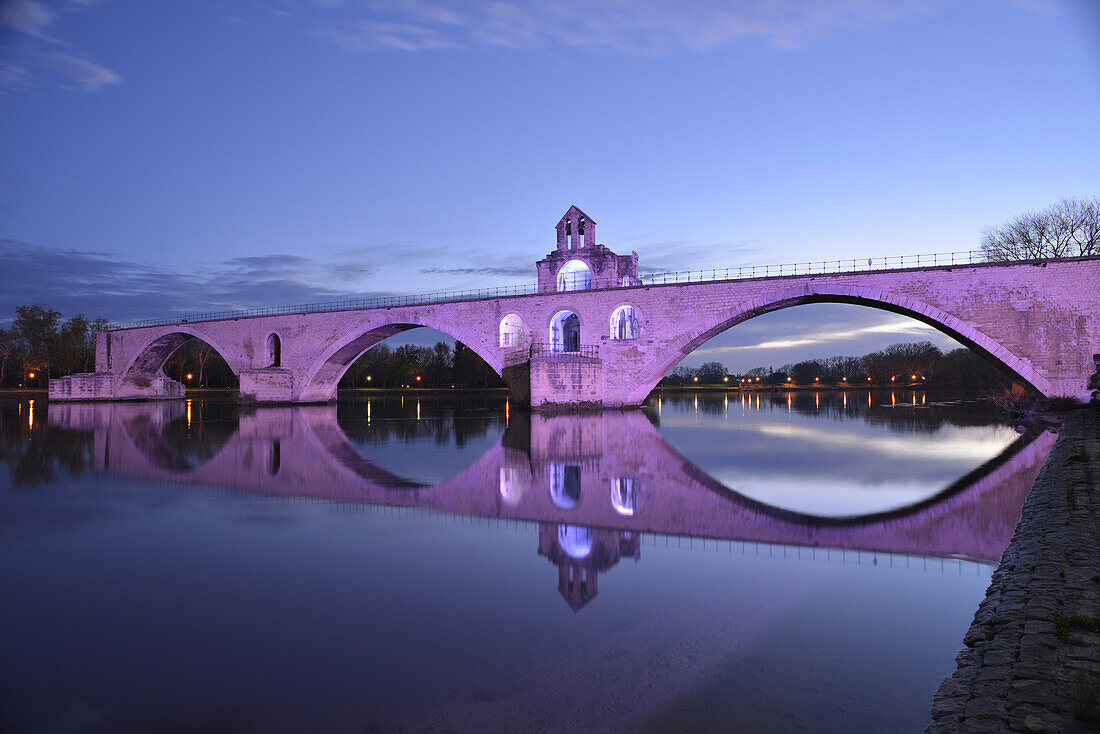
927, 409, 1100, 733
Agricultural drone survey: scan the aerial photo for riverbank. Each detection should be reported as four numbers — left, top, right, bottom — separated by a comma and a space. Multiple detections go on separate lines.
926, 408, 1100, 733
657, 383, 940, 392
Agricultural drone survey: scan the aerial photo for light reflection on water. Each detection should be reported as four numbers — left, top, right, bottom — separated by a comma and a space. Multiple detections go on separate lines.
0, 391, 1052, 733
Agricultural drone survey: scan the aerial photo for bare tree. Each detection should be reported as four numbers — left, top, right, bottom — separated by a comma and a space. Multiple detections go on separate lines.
981, 197, 1100, 261
195, 341, 215, 386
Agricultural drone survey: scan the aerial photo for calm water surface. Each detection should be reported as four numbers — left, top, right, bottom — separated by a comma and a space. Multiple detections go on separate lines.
0, 390, 1053, 733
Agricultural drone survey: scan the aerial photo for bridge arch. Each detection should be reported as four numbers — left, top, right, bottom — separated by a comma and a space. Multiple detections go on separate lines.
119, 328, 242, 392
116, 401, 239, 473
624, 283, 1053, 404
299, 318, 502, 402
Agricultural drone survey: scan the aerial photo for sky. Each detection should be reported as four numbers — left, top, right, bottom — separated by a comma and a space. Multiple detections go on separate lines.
2, 0, 1098, 371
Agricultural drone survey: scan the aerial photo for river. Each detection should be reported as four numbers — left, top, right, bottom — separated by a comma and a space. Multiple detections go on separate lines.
0, 390, 1054, 733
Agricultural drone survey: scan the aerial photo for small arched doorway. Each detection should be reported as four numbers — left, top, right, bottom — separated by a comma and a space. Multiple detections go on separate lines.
549, 311, 580, 353
267, 333, 282, 367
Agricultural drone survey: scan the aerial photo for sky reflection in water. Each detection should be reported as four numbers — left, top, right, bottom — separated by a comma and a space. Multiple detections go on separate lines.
0, 392, 1051, 733
655, 391, 1020, 517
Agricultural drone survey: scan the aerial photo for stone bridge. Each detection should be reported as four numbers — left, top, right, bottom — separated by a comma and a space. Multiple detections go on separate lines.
48, 401, 1054, 564
50, 207, 1100, 406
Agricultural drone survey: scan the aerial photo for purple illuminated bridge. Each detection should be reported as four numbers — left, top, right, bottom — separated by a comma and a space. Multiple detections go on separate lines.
50, 207, 1100, 407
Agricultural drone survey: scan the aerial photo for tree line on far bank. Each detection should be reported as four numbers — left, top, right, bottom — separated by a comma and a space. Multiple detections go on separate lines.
663, 341, 1009, 390
0, 305, 107, 388
161, 339, 504, 390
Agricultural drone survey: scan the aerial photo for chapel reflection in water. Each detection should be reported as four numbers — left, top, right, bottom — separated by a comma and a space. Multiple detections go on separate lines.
24, 394, 1055, 611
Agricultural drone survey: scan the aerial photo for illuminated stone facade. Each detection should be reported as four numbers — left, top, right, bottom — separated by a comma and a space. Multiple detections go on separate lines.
49, 208, 1100, 406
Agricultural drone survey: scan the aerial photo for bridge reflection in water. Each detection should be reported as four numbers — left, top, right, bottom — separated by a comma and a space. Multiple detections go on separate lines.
48, 400, 1054, 611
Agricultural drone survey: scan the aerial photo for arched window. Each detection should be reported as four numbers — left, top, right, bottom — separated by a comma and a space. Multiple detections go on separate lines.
499, 465, 526, 506
558, 525, 593, 559
267, 333, 281, 367
556, 260, 591, 291
550, 463, 582, 509
549, 311, 580, 353
610, 305, 640, 340
611, 477, 641, 516
499, 314, 525, 348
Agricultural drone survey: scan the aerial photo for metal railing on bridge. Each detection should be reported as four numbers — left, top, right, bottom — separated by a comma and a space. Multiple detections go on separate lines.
107, 249, 990, 330
636, 250, 986, 285
528, 342, 600, 360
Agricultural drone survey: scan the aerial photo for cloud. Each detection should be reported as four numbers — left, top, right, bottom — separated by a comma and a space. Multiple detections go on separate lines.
0, 239, 397, 325
49, 51, 121, 90
0, 0, 121, 92
695, 319, 939, 354
675, 302, 964, 371
307, 0, 948, 56
0, 237, 527, 325
0, 0, 55, 39
420, 265, 533, 277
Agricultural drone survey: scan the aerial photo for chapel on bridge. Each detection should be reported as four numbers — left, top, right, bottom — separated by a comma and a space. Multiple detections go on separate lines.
535, 206, 641, 293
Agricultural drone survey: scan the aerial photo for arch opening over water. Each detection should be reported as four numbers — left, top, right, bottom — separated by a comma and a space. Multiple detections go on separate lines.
630, 287, 1050, 404
122, 331, 239, 392
303, 321, 503, 401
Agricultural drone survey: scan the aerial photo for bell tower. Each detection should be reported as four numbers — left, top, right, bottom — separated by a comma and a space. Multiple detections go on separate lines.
555, 205, 596, 251
536, 206, 640, 293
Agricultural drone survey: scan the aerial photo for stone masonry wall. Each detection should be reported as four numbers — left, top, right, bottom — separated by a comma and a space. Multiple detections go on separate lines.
926, 409, 1100, 733
71, 257, 1100, 404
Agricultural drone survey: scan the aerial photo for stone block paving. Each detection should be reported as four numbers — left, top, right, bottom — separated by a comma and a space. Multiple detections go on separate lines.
927, 409, 1100, 733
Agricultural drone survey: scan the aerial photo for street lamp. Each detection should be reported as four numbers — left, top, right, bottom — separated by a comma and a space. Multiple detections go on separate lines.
186, 373, 193, 381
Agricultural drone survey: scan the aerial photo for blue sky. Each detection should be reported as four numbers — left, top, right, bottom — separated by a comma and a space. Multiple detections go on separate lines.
2, 0, 1098, 370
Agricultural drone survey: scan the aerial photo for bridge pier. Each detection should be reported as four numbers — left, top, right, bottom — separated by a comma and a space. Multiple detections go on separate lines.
239, 368, 295, 403
49, 371, 185, 401
529, 350, 607, 409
